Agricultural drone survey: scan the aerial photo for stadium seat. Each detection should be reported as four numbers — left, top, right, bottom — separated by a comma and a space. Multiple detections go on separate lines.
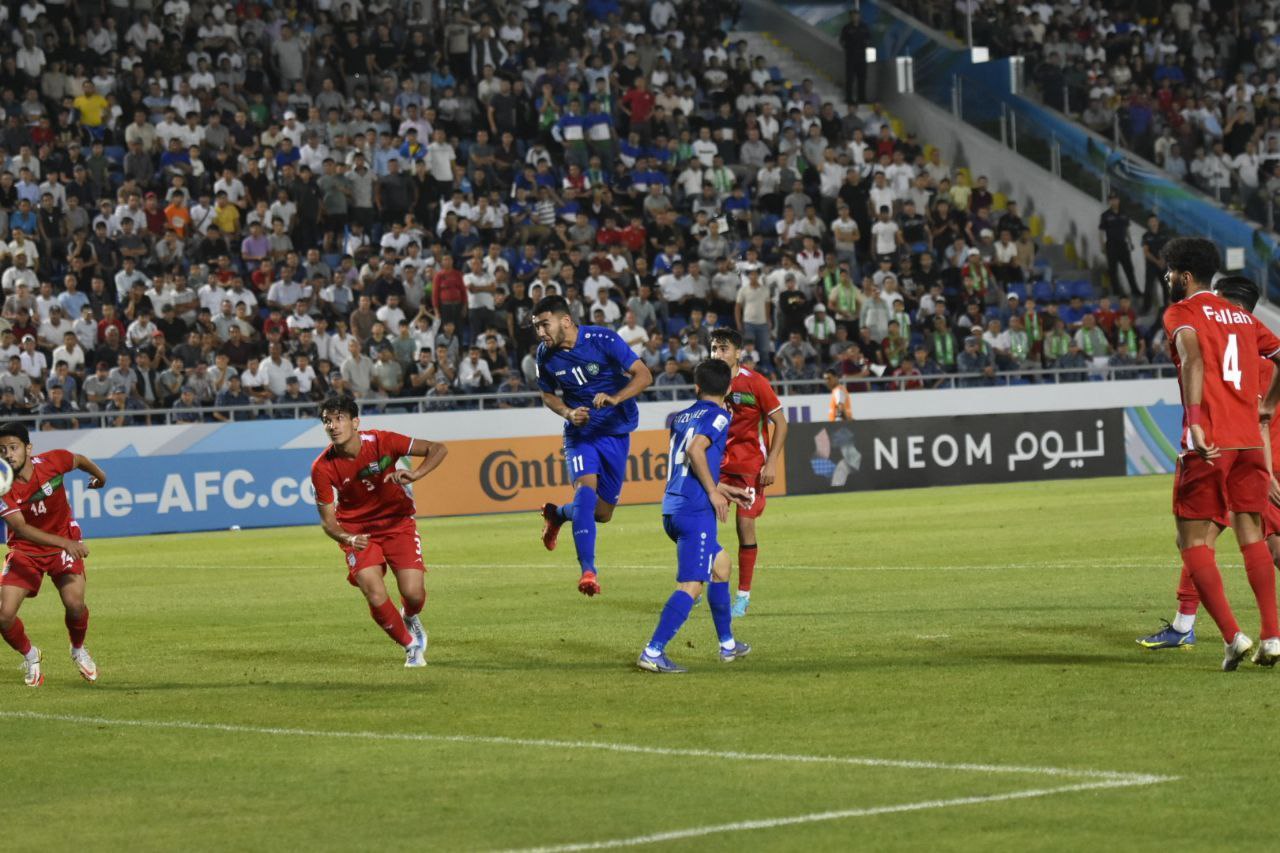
991, 191, 1008, 212
769, 66, 783, 82
322, 253, 341, 269
1007, 282, 1027, 301
890, 118, 905, 138
910, 242, 928, 254
1032, 281, 1054, 302
759, 213, 779, 234
1071, 280, 1095, 300
984, 306, 1001, 320
1053, 281, 1073, 301
104, 145, 125, 165
1028, 214, 1044, 238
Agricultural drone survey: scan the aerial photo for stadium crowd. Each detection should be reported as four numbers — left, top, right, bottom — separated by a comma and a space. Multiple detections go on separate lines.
899, 1, 1280, 224
0, 0, 1161, 429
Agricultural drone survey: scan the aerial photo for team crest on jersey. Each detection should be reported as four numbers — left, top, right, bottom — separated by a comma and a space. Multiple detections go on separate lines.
586, 363, 600, 376
730, 392, 757, 406
346, 552, 357, 567
358, 455, 393, 480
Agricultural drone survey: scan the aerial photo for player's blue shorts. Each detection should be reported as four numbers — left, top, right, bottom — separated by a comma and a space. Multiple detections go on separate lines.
564, 433, 630, 505
662, 512, 722, 583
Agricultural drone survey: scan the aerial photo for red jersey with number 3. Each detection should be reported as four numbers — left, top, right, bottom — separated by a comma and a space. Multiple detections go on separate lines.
722, 366, 783, 475
310, 430, 415, 530
1164, 290, 1280, 450
0, 449, 81, 556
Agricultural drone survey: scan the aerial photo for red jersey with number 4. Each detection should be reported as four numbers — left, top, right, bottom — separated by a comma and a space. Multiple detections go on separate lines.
722, 366, 783, 475
310, 430, 415, 529
0, 449, 81, 556
1164, 290, 1280, 450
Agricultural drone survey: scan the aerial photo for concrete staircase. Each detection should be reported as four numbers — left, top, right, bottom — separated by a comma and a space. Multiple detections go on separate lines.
728, 30, 849, 115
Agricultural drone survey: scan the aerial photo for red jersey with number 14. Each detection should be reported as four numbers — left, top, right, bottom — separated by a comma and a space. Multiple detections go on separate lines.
1164, 290, 1280, 450
0, 449, 82, 556
310, 430, 415, 530
722, 366, 782, 475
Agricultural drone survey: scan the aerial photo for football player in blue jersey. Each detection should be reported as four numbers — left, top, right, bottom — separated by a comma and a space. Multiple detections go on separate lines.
533, 295, 653, 596
637, 359, 753, 673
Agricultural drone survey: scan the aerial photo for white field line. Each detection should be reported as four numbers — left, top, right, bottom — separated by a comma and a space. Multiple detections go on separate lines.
94, 561, 1189, 573
498, 778, 1168, 853
0, 710, 1171, 785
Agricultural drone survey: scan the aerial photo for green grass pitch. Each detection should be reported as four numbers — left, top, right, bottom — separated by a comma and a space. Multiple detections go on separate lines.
3, 474, 1279, 851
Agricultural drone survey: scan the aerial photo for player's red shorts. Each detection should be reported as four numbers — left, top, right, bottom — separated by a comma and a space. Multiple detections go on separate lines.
340, 517, 426, 586
719, 470, 767, 518
1173, 448, 1269, 521
1, 548, 85, 597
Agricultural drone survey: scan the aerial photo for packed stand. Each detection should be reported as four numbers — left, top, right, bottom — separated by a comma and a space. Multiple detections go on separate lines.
0, 0, 1160, 430
896, 1, 1280, 224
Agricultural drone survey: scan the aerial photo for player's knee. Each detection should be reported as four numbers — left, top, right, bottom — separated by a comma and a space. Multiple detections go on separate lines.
594, 505, 614, 523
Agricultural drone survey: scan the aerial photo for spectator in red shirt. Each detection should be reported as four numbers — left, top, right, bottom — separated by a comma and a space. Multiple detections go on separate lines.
432, 254, 467, 330
621, 78, 656, 139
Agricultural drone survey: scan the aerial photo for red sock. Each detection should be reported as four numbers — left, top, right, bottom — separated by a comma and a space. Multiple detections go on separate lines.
1182, 545, 1241, 642
0, 618, 32, 656
66, 607, 89, 649
402, 592, 425, 619
738, 544, 758, 593
369, 599, 413, 646
1241, 541, 1279, 639
1176, 563, 1200, 615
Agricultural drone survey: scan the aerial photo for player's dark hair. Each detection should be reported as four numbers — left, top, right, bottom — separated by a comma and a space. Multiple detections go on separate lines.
1162, 237, 1220, 284
0, 422, 31, 445
694, 359, 732, 398
533, 294, 571, 317
318, 394, 359, 420
1215, 274, 1260, 312
709, 327, 743, 349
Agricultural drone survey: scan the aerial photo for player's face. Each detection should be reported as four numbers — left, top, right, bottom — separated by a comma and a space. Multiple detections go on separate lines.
1165, 269, 1190, 302
321, 410, 359, 445
710, 340, 740, 369
533, 311, 570, 348
0, 436, 28, 471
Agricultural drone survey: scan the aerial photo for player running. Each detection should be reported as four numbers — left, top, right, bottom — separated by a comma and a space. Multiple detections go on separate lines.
709, 328, 788, 617
534, 295, 653, 596
309, 394, 448, 668
0, 423, 106, 686
1156, 240, 1280, 670
1139, 275, 1280, 653
637, 360, 753, 673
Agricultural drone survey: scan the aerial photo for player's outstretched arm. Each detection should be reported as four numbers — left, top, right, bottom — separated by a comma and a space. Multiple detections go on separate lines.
592, 360, 653, 409
761, 408, 788, 487
315, 501, 368, 551
2, 510, 89, 559
686, 434, 730, 522
384, 438, 448, 485
73, 454, 107, 488
1174, 329, 1218, 460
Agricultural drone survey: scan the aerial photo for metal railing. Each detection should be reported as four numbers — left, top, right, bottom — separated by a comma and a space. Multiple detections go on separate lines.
7, 362, 1173, 430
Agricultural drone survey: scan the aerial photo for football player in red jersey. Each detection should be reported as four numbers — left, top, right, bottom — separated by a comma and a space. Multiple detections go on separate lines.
309, 395, 448, 668
1159, 240, 1280, 670
0, 422, 107, 687
1139, 276, 1280, 650
709, 328, 788, 617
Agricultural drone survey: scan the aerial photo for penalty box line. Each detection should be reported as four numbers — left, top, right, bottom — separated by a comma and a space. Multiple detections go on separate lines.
0, 710, 1172, 785
498, 777, 1169, 853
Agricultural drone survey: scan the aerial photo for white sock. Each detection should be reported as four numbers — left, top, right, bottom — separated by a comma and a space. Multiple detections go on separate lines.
737, 590, 750, 600
1171, 612, 1196, 633
644, 646, 662, 658
720, 639, 737, 651
24, 648, 39, 663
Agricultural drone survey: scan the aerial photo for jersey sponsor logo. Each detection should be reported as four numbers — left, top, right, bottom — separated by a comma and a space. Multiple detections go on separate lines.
713, 414, 729, 431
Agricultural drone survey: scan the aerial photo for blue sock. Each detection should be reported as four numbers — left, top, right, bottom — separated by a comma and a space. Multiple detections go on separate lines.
647, 591, 695, 653
557, 503, 574, 522
707, 581, 734, 644
569, 486, 598, 572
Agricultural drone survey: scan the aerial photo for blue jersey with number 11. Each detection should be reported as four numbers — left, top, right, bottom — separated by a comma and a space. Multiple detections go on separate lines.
662, 400, 731, 516
536, 325, 640, 439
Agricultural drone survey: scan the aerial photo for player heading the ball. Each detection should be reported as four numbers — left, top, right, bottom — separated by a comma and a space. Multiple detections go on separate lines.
309, 394, 448, 668
533, 294, 653, 597
0, 422, 107, 687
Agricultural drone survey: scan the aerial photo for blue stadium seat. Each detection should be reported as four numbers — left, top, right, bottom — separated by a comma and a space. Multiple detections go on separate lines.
665, 317, 686, 337
322, 253, 341, 269
1032, 281, 1054, 302
1071, 280, 1095, 300
1059, 305, 1080, 325
909, 332, 925, 349
1007, 282, 1027, 301
910, 242, 928, 254
984, 306, 1001, 320
104, 145, 125, 165
769, 66, 784, 82
759, 213, 779, 234
1053, 281, 1073, 301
